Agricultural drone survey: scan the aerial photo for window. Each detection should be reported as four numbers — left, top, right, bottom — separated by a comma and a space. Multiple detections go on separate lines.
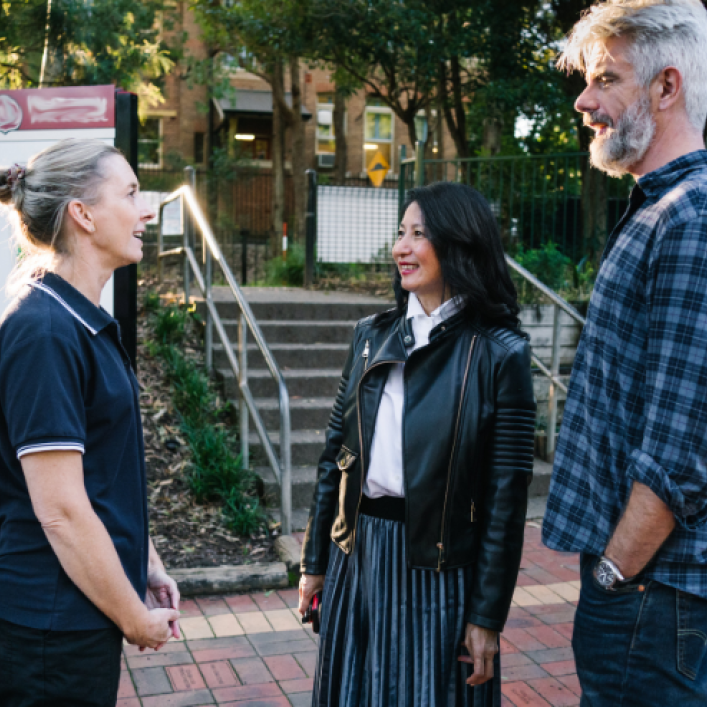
221, 48, 257, 73
194, 132, 205, 165
138, 118, 162, 169
364, 97, 393, 174
138, 118, 162, 168
316, 93, 337, 155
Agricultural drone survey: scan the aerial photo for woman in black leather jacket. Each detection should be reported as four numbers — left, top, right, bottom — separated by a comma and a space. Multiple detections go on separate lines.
299, 182, 536, 707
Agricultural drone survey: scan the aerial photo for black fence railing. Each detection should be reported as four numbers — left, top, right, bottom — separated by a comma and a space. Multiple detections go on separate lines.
139, 167, 283, 283
399, 152, 633, 261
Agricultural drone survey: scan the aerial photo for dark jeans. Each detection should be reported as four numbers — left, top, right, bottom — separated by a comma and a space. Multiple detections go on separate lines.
574, 554, 707, 706
0, 616, 123, 707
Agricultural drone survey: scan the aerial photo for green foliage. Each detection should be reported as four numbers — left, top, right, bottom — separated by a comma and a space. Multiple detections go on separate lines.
143, 292, 265, 535
153, 307, 189, 345
143, 290, 161, 314
0, 0, 175, 105
262, 243, 306, 287
259, 244, 381, 288
515, 242, 573, 292
511, 242, 595, 304
573, 256, 597, 300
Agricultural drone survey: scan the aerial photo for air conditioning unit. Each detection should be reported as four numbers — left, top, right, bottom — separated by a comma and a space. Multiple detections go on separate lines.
317, 154, 335, 169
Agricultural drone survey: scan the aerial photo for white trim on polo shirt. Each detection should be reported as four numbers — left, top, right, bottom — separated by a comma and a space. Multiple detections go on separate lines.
17, 441, 85, 459
31, 282, 98, 336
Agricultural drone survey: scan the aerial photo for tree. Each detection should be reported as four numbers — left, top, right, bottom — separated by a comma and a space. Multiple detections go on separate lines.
310, 0, 440, 148
191, 0, 315, 250
309, 0, 550, 165
549, 0, 609, 264
0, 0, 174, 110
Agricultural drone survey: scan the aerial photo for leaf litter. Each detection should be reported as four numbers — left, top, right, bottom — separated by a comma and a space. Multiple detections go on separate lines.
137, 274, 277, 569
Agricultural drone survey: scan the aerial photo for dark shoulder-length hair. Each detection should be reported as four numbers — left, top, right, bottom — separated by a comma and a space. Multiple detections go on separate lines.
393, 181, 520, 328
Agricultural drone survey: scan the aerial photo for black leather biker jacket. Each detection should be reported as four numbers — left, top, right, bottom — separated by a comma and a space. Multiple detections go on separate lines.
300, 307, 536, 632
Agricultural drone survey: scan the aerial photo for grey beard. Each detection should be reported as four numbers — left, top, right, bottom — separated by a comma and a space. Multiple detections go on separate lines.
589, 94, 656, 178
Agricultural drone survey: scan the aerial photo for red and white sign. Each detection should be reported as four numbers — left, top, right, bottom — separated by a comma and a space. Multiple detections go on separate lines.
0, 85, 115, 133
0, 85, 117, 315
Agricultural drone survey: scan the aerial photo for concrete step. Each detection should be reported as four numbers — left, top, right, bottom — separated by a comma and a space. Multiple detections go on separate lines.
248, 429, 326, 467
213, 342, 349, 371
258, 456, 554, 509
247, 397, 334, 431
201, 287, 394, 322
218, 368, 341, 399
220, 319, 356, 344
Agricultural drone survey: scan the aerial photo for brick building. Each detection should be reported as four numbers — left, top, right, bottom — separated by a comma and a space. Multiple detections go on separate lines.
139, 4, 457, 180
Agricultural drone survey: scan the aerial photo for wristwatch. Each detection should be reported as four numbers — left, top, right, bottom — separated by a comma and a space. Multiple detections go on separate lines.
593, 556, 630, 590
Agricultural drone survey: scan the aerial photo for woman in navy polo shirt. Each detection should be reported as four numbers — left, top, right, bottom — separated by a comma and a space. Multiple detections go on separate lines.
0, 139, 180, 706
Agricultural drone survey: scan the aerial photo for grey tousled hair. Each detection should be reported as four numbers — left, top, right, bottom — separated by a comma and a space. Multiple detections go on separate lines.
557, 0, 707, 131
0, 138, 121, 295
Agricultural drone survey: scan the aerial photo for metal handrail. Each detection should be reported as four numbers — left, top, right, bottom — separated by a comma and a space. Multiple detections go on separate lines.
505, 254, 586, 461
157, 182, 292, 535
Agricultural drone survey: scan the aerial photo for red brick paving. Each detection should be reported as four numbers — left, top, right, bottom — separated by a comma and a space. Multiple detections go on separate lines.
199, 661, 239, 688
224, 593, 259, 613
194, 595, 230, 616
166, 665, 206, 692
118, 521, 582, 706
264, 655, 306, 681
527, 677, 580, 706
252, 590, 288, 611
231, 657, 276, 684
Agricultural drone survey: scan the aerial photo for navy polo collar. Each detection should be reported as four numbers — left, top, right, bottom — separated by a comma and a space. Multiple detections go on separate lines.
33, 272, 114, 336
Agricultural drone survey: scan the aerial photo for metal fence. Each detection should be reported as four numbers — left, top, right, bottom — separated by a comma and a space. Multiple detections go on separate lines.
140, 168, 284, 283
316, 183, 399, 265
399, 152, 634, 261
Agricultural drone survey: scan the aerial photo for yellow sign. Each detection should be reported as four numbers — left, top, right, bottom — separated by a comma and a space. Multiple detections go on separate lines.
367, 150, 389, 188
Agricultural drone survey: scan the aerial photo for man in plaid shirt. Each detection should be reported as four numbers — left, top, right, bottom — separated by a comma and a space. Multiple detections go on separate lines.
542, 0, 707, 703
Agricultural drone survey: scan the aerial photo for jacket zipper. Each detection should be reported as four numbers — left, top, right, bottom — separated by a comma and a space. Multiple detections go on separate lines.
351, 351, 397, 553
362, 340, 370, 369
437, 334, 477, 572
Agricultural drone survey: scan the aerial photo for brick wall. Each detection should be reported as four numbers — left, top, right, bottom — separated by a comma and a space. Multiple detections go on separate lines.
150, 5, 458, 178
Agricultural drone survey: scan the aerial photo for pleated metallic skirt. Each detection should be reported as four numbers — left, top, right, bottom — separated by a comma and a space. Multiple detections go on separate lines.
312, 513, 501, 707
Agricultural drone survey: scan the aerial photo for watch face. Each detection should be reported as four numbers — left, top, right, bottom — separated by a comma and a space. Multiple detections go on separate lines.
595, 560, 616, 588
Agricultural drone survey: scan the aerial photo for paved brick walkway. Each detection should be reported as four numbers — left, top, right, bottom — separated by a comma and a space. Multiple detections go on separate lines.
118, 522, 581, 707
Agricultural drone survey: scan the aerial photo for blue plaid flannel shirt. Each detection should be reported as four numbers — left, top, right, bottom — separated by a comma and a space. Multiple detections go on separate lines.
543, 150, 707, 598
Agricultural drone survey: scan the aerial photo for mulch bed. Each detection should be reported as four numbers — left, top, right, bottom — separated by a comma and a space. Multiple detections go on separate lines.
137, 273, 277, 570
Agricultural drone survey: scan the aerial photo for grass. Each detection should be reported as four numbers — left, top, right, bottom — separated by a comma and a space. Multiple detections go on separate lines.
144, 294, 265, 536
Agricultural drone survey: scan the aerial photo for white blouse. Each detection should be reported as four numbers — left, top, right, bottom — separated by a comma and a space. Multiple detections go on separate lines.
363, 292, 467, 499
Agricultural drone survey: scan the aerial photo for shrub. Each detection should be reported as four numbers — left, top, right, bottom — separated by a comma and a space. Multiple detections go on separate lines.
263, 243, 306, 286
143, 292, 266, 535
514, 242, 573, 293
511, 242, 595, 304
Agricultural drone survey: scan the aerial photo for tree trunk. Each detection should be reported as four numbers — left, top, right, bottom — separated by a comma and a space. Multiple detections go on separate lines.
582, 160, 608, 266
577, 120, 608, 266
333, 87, 347, 185
482, 111, 503, 156
439, 58, 469, 163
435, 94, 444, 159
289, 55, 306, 242
271, 57, 286, 259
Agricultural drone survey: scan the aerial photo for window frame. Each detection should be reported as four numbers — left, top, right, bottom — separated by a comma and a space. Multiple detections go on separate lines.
363, 100, 395, 174
316, 93, 343, 156
138, 117, 163, 170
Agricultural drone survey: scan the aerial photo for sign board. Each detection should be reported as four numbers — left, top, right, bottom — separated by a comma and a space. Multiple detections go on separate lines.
0, 86, 116, 315
161, 198, 184, 236
366, 150, 389, 188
